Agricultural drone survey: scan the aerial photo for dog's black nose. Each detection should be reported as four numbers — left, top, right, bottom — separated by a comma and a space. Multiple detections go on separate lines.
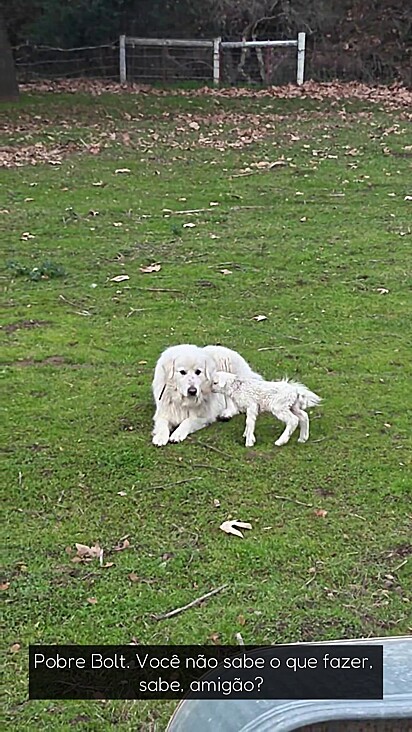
187, 386, 197, 396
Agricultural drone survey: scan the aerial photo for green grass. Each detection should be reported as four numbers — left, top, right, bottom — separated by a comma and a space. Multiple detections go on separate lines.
1, 88, 411, 730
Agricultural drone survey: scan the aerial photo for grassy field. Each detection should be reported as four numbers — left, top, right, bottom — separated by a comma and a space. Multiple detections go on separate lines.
1, 84, 411, 730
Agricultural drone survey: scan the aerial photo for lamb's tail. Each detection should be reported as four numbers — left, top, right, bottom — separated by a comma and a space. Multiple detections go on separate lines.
297, 386, 322, 410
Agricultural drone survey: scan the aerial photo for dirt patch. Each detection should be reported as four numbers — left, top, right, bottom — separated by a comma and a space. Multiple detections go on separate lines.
11, 356, 95, 368
13, 355, 67, 367
2, 319, 51, 334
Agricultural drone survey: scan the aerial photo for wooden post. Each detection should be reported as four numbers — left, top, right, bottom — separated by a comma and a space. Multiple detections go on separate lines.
297, 32, 306, 85
213, 37, 221, 86
119, 34, 126, 84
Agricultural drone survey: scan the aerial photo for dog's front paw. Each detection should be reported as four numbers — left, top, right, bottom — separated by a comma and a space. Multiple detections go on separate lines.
169, 426, 188, 443
275, 437, 287, 447
297, 436, 308, 444
152, 429, 170, 446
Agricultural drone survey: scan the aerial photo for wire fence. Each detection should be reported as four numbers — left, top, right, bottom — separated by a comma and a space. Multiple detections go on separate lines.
12, 38, 412, 87
13, 42, 120, 81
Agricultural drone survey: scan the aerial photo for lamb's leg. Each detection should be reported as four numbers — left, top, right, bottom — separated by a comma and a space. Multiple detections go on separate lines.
273, 409, 299, 446
291, 404, 310, 443
218, 395, 239, 421
243, 406, 258, 447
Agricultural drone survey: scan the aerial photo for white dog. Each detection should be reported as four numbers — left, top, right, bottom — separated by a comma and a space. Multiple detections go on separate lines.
212, 371, 321, 447
152, 344, 262, 446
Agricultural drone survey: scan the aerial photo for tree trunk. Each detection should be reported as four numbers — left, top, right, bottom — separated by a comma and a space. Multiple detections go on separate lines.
0, 11, 19, 101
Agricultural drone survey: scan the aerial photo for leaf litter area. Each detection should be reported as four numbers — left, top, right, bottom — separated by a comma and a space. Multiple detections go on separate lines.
1, 81, 411, 168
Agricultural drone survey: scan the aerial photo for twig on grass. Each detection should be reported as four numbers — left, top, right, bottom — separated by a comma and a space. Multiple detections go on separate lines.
135, 287, 183, 294
195, 440, 234, 460
148, 477, 203, 490
273, 494, 313, 508
152, 584, 228, 620
304, 573, 317, 587
393, 558, 408, 572
192, 463, 228, 473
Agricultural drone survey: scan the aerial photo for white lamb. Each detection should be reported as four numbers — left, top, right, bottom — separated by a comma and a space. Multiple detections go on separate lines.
211, 372, 321, 447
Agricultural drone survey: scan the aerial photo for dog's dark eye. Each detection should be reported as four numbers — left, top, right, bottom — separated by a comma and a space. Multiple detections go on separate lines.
195, 369, 201, 375
179, 369, 187, 375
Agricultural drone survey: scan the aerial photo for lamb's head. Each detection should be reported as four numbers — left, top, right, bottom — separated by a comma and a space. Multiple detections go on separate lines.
211, 370, 237, 394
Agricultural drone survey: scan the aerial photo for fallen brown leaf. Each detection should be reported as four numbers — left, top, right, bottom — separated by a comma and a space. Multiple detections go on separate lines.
209, 632, 221, 645
1, 582, 10, 591
128, 572, 140, 582
113, 538, 130, 552
314, 509, 328, 518
87, 597, 98, 604
10, 643, 21, 653
74, 542, 102, 561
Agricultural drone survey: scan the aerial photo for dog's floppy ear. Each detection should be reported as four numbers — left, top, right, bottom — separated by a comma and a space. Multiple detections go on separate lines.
163, 358, 176, 383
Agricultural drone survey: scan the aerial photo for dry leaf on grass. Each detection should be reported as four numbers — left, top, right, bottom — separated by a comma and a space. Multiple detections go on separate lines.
220, 269, 232, 275
10, 643, 21, 653
110, 274, 130, 282
220, 520, 252, 538
87, 597, 98, 604
115, 168, 131, 174
73, 542, 102, 562
139, 263, 161, 273
183, 222, 196, 228
188, 121, 200, 131
20, 232, 35, 240
1, 582, 10, 591
314, 509, 328, 518
113, 537, 130, 552
252, 314, 267, 322
213, 498, 221, 508
376, 287, 389, 294
128, 572, 140, 582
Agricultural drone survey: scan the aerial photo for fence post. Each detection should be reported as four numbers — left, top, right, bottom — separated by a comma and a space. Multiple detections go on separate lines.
213, 37, 221, 86
297, 32, 306, 85
119, 35, 127, 84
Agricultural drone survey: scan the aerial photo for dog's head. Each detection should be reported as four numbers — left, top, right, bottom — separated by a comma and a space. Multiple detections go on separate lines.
211, 370, 237, 393
165, 347, 215, 401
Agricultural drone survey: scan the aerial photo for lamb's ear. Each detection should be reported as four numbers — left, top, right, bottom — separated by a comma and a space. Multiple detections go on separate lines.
204, 356, 215, 382
217, 371, 230, 388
